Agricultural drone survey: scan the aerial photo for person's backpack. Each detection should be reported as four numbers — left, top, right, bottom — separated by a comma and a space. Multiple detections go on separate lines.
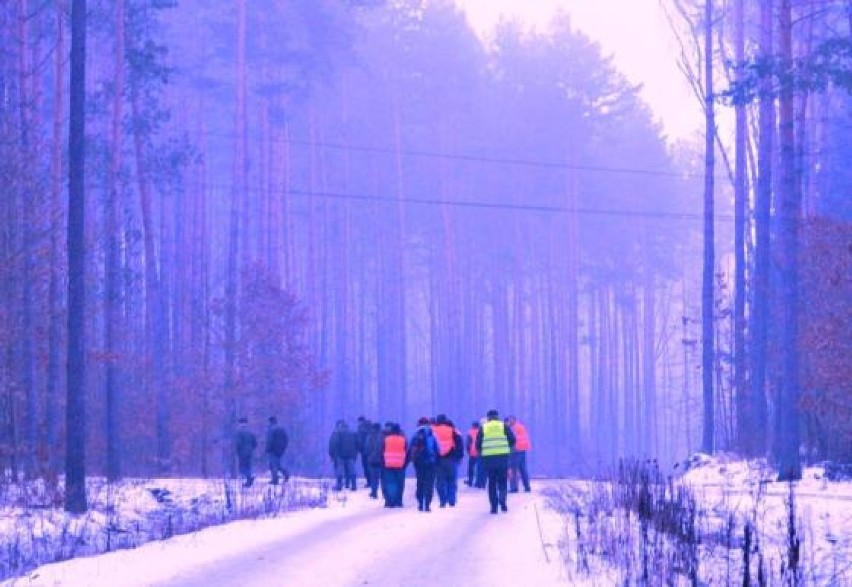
450, 429, 464, 461
410, 428, 438, 466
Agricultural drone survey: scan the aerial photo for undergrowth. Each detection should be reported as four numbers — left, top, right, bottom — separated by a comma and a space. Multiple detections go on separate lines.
0, 475, 330, 582
545, 458, 842, 586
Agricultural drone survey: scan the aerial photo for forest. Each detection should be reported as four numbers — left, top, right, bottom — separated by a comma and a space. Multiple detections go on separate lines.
0, 0, 850, 513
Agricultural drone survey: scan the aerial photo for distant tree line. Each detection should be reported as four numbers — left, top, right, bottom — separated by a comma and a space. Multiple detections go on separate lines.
0, 0, 849, 511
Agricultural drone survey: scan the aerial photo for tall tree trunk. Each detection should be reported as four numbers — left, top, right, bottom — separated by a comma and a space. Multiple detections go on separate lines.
775, 0, 802, 481
606, 290, 619, 461
131, 83, 168, 473
642, 262, 657, 457
623, 291, 636, 455
224, 0, 248, 475
105, 0, 126, 481
751, 0, 774, 457
565, 160, 581, 464
47, 0, 66, 472
65, 0, 87, 514
701, 0, 717, 455
733, 0, 750, 455
18, 0, 39, 477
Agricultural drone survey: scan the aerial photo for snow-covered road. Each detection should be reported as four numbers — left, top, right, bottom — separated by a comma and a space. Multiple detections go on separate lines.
5, 483, 570, 587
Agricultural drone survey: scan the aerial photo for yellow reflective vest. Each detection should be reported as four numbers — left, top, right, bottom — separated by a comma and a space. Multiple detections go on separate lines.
480, 420, 510, 457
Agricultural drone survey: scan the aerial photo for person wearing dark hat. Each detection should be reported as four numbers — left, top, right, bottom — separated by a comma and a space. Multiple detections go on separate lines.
431, 414, 456, 507
382, 422, 408, 507
356, 416, 372, 489
475, 409, 516, 514
234, 417, 258, 488
507, 415, 532, 493
465, 420, 482, 487
265, 416, 290, 485
446, 418, 465, 506
365, 422, 385, 499
409, 416, 439, 511
328, 419, 359, 491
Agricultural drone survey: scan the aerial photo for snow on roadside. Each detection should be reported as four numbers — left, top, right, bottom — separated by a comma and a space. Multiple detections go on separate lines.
678, 454, 852, 585
4, 457, 852, 586
0, 476, 329, 583
2, 483, 571, 587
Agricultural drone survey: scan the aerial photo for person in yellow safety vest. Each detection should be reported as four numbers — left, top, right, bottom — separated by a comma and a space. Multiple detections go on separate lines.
507, 415, 531, 493
475, 409, 516, 514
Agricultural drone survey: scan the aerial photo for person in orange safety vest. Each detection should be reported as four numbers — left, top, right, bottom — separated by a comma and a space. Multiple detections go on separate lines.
464, 421, 484, 488
431, 414, 458, 507
507, 415, 531, 493
382, 422, 407, 508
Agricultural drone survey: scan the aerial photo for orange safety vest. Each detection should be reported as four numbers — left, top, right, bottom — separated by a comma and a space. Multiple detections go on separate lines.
383, 434, 406, 469
512, 422, 531, 451
467, 427, 479, 457
432, 423, 454, 457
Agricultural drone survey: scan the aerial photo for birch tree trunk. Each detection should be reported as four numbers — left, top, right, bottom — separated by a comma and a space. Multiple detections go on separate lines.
733, 0, 750, 455
701, 0, 717, 455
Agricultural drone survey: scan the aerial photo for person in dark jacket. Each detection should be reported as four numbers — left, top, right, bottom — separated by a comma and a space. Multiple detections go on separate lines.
234, 417, 258, 488
447, 419, 464, 506
475, 409, 516, 514
408, 417, 439, 512
265, 416, 290, 485
364, 422, 384, 499
356, 416, 372, 489
328, 419, 359, 491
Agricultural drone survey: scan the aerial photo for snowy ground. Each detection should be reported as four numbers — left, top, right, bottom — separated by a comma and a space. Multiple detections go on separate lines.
545, 455, 852, 585
2, 455, 851, 586
3, 481, 569, 587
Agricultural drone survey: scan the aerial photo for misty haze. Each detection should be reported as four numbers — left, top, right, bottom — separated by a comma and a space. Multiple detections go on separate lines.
1, 1, 850, 585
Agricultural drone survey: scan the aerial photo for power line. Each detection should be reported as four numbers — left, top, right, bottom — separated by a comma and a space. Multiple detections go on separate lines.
194, 128, 709, 180
2, 129, 723, 182
201, 182, 727, 222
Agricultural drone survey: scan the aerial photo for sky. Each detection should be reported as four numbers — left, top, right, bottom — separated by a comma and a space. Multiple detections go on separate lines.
455, 0, 703, 143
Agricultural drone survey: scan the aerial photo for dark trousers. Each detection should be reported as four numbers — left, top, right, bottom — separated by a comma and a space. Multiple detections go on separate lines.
435, 458, 457, 506
466, 455, 478, 484
509, 451, 530, 491
382, 467, 406, 507
360, 451, 370, 486
482, 458, 508, 513
414, 464, 436, 510
476, 457, 486, 488
238, 456, 253, 485
267, 453, 289, 484
368, 463, 382, 497
334, 457, 357, 490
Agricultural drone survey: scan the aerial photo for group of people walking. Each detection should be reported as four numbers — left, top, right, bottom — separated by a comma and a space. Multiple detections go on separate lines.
234, 416, 290, 488
232, 409, 532, 515
329, 410, 532, 515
